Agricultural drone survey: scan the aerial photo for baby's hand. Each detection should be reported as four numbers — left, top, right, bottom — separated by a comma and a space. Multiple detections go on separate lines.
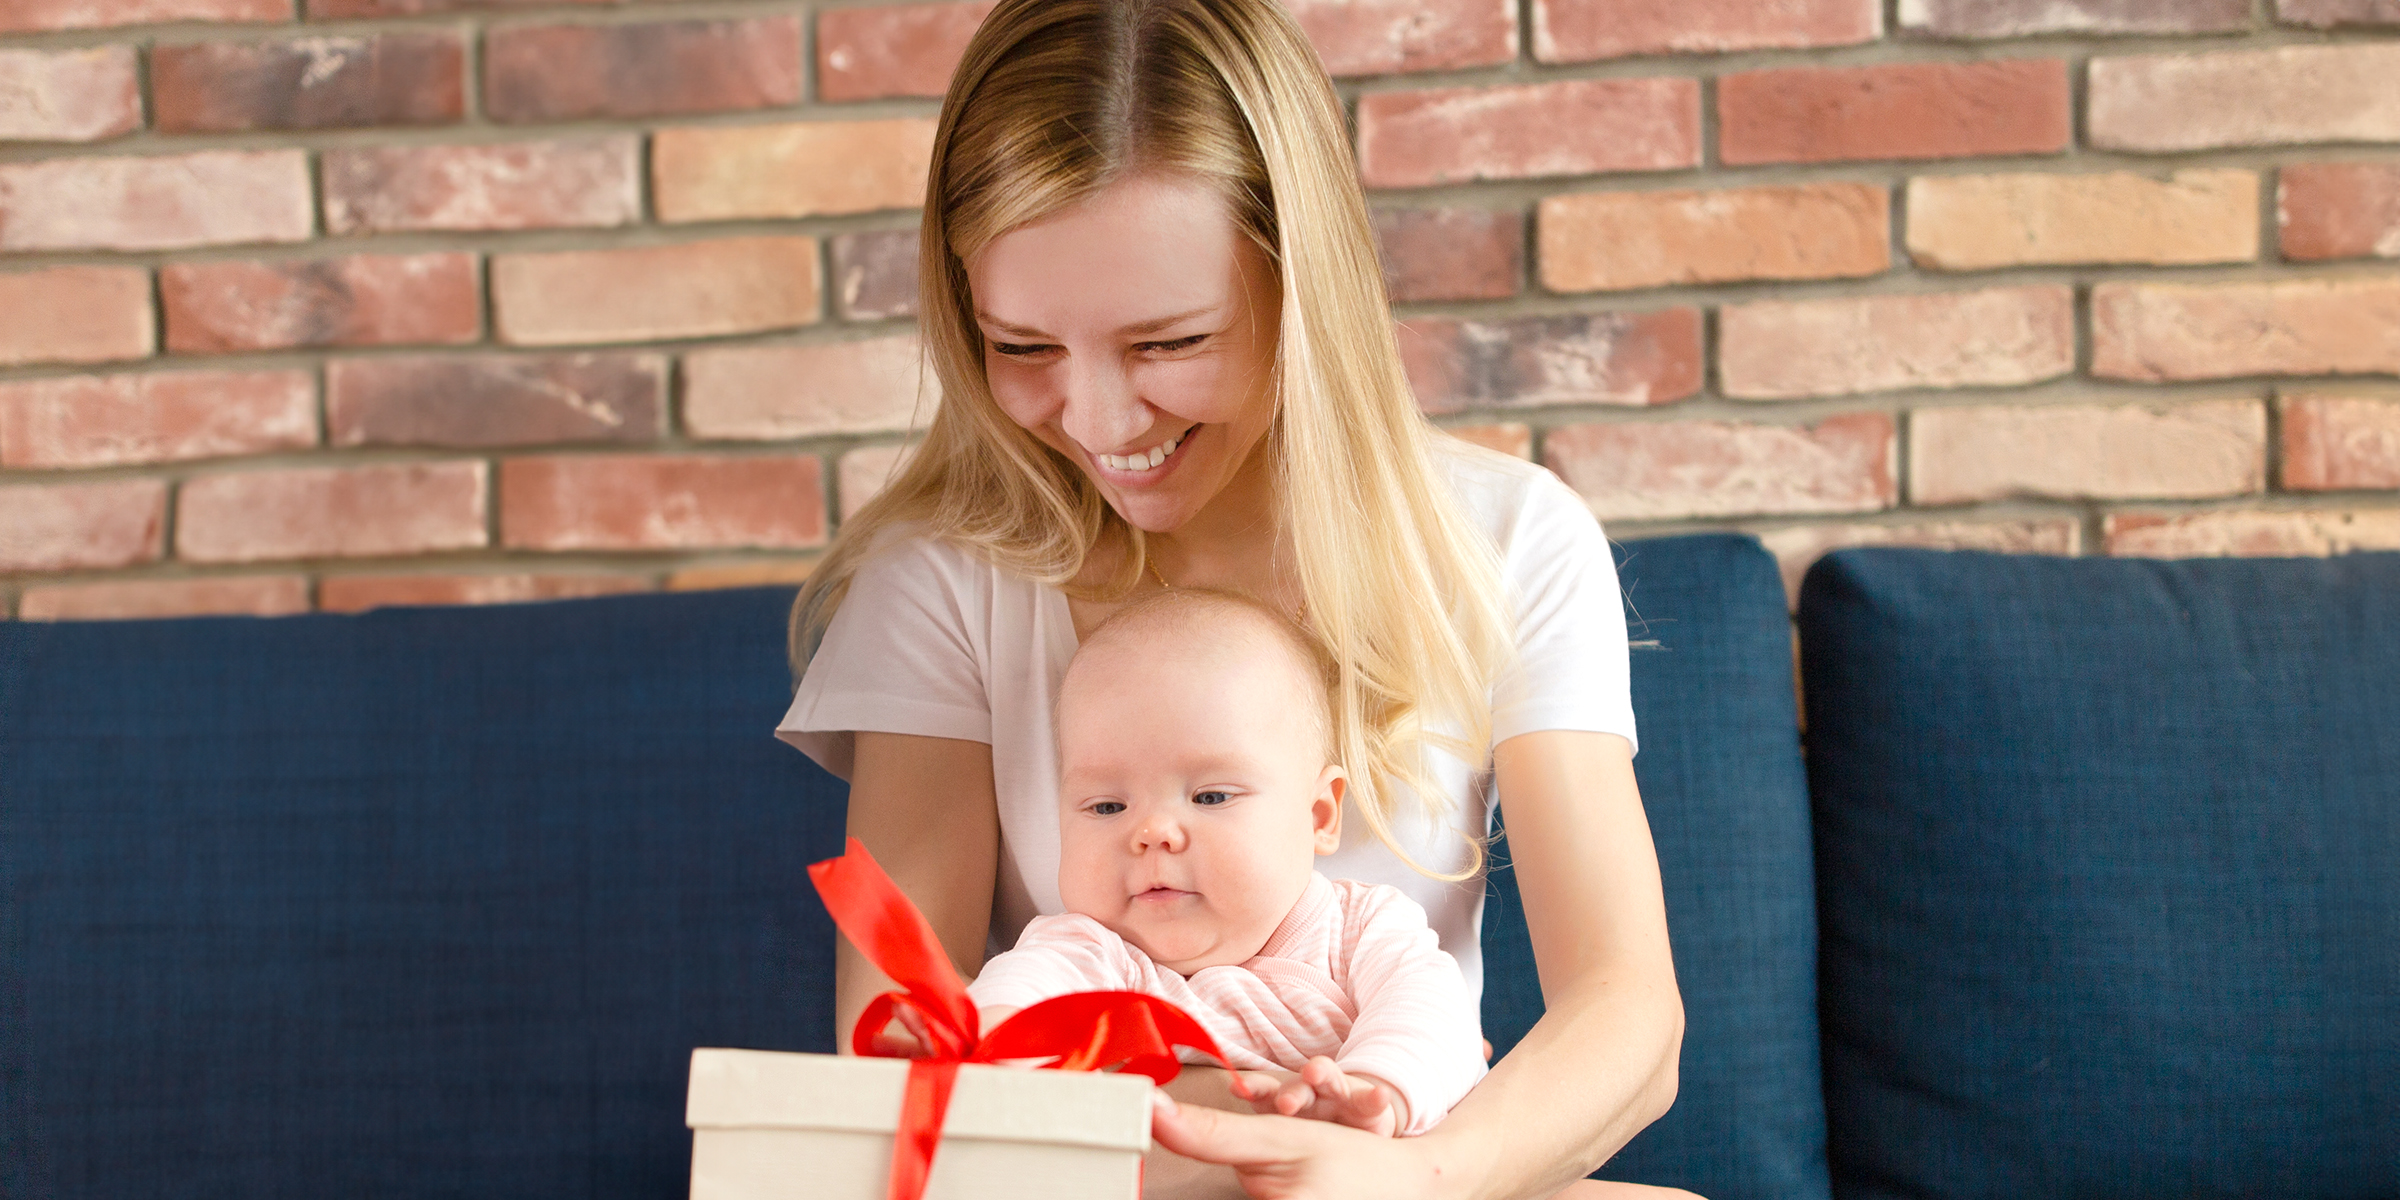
1231, 1056, 1407, 1137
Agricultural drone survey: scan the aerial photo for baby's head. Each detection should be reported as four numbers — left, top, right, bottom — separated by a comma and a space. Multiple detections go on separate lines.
1055, 589, 1345, 975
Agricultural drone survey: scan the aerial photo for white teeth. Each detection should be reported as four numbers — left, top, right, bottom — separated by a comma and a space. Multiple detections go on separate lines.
1100, 430, 1185, 473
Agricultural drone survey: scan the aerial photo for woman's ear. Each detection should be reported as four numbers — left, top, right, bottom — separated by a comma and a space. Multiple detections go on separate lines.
1311, 766, 1346, 855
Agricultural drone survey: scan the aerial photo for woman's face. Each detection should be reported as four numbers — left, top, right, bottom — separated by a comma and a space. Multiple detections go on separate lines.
965, 172, 1282, 536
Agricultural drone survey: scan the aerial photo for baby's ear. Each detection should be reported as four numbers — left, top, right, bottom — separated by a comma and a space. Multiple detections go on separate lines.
1311, 766, 1346, 855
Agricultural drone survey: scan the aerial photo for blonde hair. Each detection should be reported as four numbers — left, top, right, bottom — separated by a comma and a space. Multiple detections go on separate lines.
791, 0, 1514, 879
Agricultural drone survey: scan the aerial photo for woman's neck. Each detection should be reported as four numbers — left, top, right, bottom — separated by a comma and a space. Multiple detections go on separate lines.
1146, 439, 1282, 593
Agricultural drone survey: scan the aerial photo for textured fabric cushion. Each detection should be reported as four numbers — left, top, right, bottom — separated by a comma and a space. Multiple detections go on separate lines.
1483, 533, 1829, 1200
1800, 549, 2400, 1200
0, 589, 845, 1200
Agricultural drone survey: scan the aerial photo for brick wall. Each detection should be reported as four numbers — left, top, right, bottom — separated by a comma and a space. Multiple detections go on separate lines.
3, 0, 2398, 620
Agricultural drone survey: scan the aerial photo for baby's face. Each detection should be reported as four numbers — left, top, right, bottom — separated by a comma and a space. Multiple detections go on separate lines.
1056, 635, 1341, 975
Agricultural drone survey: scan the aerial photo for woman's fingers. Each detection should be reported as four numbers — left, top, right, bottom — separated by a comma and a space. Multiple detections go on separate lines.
1150, 1092, 1313, 1166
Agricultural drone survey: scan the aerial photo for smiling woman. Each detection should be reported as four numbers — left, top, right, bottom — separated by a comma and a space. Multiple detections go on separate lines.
776, 3, 1687, 1198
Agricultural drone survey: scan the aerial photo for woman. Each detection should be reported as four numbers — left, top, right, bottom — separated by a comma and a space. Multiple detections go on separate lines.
778, 2, 1685, 1196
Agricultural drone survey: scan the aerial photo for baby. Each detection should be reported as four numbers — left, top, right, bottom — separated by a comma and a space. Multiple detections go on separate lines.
967, 589, 1487, 1137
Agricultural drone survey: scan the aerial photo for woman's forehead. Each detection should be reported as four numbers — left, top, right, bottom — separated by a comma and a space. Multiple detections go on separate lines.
966, 174, 1253, 332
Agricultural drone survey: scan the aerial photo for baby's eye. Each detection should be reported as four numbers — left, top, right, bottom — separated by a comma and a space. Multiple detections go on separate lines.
1192, 790, 1231, 806
1086, 800, 1125, 816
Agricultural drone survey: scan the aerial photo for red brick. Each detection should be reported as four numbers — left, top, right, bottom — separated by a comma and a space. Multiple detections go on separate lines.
178, 462, 487, 564
484, 18, 802, 123
1899, 0, 2249, 36
1907, 169, 2259, 269
318, 572, 646, 613
329, 354, 664, 449
1719, 59, 2070, 166
1373, 207, 1522, 303
322, 139, 638, 235
2276, 0, 2400, 27
1536, 0, 1876, 63
666, 560, 818, 591
309, 0, 614, 14
1358, 78, 1699, 188
0, 150, 311, 252
817, 1, 992, 102
491, 237, 820, 347
1290, 0, 1516, 77
0, 266, 153, 368
0, 369, 314, 469
1721, 286, 2073, 399
500, 454, 826, 551
0, 0, 286, 32
153, 33, 462, 134
2090, 45, 2400, 152
1399, 309, 1702, 415
2093, 279, 2400, 381
830, 229, 922, 321
2106, 508, 2400, 556
685, 337, 931, 440
0, 47, 140, 142
1441, 422, 1533, 460
1540, 183, 1888, 293
1759, 519, 2079, 605
162, 253, 478, 354
654, 119, 936, 223
1545, 413, 1896, 520
19, 576, 307, 621
2283, 393, 2400, 490
0, 480, 164, 573
837, 441, 916, 521
2279, 163, 2400, 262
1912, 399, 2266, 504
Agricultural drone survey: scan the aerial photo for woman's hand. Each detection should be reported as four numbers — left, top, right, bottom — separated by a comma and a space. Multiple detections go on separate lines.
1150, 1094, 1449, 1200
1232, 1058, 1406, 1138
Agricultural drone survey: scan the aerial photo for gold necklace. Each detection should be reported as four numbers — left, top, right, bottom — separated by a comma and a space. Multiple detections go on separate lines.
1147, 556, 1173, 590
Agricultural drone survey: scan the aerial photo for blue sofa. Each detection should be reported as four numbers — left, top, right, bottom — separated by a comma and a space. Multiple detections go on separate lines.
5, 535, 2393, 1199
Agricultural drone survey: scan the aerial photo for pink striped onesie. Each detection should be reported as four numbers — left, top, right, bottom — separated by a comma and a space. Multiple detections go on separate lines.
966, 872, 1488, 1135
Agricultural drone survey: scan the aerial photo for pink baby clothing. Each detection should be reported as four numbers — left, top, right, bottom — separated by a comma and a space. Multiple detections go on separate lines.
966, 872, 1487, 1135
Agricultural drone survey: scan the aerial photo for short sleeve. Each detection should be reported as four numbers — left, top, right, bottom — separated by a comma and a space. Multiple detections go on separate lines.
1486, 468, 1638, 754
775, 534, 995, 779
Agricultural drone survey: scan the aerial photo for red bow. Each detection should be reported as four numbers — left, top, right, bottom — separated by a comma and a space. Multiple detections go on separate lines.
809, 838, 1225, 1200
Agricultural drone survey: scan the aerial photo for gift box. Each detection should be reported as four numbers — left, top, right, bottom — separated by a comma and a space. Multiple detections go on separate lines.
687, 840, 1221, 1200
686, 1048, 1153, 1200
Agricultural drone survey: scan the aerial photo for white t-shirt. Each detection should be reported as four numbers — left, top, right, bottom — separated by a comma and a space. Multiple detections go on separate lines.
777, 444, 1636, 1006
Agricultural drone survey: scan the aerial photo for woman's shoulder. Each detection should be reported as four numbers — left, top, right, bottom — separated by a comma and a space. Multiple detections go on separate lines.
1429, 435, 1604, 556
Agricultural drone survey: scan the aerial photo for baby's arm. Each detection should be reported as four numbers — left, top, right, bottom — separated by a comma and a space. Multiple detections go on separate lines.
1325, 884, 1490, 1136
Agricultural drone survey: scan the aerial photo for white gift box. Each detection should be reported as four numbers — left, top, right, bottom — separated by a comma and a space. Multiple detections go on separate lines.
686, 1048, 1154, 1200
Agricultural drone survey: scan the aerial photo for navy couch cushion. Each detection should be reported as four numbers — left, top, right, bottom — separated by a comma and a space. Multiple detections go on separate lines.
0, 588, 844, 1200
1799, 549, 2400, 1200
1483, 534, 1829, 1200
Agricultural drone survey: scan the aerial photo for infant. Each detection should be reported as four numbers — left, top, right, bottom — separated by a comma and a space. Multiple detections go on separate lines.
967, 589, 1487, 1136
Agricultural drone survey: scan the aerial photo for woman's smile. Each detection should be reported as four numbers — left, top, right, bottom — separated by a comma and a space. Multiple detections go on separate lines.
1091, 425, 1196, 479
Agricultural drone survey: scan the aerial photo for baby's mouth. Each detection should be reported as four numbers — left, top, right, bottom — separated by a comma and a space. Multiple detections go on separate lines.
1134, 886, 1194, 903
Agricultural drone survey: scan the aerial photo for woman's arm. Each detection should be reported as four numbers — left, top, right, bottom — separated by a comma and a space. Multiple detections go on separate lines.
835, 731, 1003, 1046
1152, 729, 1681, 1199
1420, 729, 1682, 1195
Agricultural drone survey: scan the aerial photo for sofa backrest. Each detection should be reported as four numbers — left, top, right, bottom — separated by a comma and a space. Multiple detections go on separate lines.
1, 587, 845, 1199
1482, 533, 1828, 1200
2, 534, 1822, 1197
1799, 548, 2400, 1200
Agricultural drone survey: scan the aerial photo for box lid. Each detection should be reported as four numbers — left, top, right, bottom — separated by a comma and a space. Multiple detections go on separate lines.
686, 1049, 1153, 1154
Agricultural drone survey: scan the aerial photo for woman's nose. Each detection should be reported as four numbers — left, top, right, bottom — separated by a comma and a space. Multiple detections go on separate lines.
1058, 357, 1149, 453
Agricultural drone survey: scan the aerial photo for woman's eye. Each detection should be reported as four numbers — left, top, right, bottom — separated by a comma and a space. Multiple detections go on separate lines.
990, 342, 1052, 358
1139, 335, 1207, 353
1087, 800, 1125, 816
1192, 790, 1231, 806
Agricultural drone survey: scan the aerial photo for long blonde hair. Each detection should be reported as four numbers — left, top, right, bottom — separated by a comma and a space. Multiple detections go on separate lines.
792, 0, 1515, 878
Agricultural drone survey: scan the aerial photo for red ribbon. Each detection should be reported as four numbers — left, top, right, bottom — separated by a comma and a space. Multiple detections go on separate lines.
809, 838, 1225, 1200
